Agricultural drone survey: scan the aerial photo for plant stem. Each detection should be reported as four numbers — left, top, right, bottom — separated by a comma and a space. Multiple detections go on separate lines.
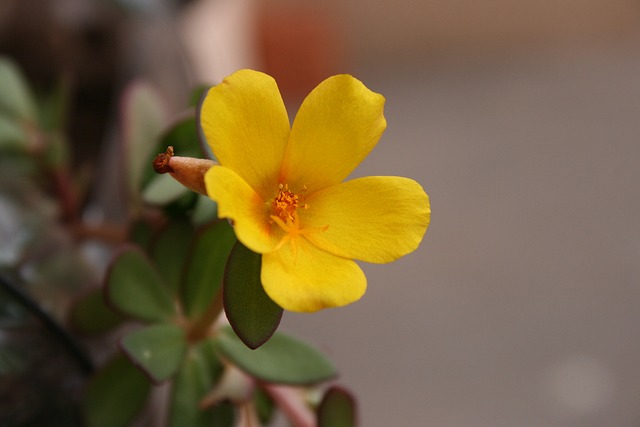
262, 383, 316, 427
186, 288, 224, 342
51, 165, 80, 223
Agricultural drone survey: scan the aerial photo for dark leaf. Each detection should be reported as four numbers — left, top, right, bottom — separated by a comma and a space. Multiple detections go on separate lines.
105, 245, 175, 322
69, 289, 123, 335
84, 355, 151, 427
317, 386, 357, 427
224, 242, 283, 349
181, 221, 236, 318
150, 219, 194, 294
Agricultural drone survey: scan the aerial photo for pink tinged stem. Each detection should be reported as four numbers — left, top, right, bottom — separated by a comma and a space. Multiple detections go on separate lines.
261, 383, 316, 427
237, 401, 261, 427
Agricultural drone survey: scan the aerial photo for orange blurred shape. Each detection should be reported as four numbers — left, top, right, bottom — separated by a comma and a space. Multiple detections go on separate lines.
256, 5, 345, 102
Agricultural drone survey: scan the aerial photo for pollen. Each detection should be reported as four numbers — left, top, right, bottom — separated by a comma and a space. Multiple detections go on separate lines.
273, 183, 305, 222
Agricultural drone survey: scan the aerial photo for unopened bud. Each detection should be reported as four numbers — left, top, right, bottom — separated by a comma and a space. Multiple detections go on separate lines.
153, 146, 216, 196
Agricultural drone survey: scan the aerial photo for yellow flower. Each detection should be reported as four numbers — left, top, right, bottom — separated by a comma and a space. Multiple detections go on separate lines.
202, 69, 430, 312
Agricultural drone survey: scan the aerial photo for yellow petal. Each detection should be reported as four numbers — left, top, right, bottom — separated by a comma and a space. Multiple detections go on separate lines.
261, 238, 366, 312
300, 176, 430, 263
280, 75, 386, 193
200, 69, 290, 199
204, 165, 282, 253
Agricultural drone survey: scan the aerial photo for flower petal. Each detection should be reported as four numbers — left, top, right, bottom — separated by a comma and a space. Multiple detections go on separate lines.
261, 238, 366, 313
200, 69, 290, 199
300, 176, 430, 263
280, 75, 386, 193
205, 165, 282, 253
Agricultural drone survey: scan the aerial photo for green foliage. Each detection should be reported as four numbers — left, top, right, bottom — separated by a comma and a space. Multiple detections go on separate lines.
121, 323, 187, 383
69, 289, 123, 335
168, 339, 233, 427
191, 195, 218, 226
0, 59, 354, 427
181, 221, 236, 318
150, 219, 194, 294
84, 355, 151, 427
0, 58, 37, 121
217, 326, 336, 385
224, 242, 283, 349
143, 172, 190, 205
105, 246, 176, 322
317, 387, 357, 427
0, 114, 28, 150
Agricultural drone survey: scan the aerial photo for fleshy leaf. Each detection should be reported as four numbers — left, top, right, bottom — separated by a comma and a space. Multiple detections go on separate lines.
121, 81, 167, 199
120, 323, 187, 383
128, 220, 154, 249
224, 242, 283, 349
143, 173, 189, 205
150, 219, 194, 294
0, 58, 37, 120
69, 289, 123, 335
168, 338, 233, 427
217, 326, 336, 385
317, 386, 357, 427
105, 245, 175, 322
191, 195, 218, 226
84, 355, 151, 427
181, 221, 236, 318
0, 115, 28, 150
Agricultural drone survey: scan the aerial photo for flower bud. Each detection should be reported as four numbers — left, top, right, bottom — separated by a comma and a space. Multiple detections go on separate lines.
153, 146, 216, 196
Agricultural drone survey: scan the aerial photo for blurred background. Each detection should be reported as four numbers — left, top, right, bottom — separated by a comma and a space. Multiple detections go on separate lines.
2, 0, 640, 425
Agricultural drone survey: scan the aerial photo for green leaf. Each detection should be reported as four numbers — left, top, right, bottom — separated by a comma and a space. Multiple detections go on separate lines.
168, 339, 233, 427
217, 326, 336, 385
0, 58, 37, 120
128, 219, 154, 249
317, 386, 357, 427
84, 354, 151, 427
0, 115, 28, 150
181, 221, 236, 318
224, 242, 283, 349
69, 289, 123, 335
120, 323, 187, 383
191, 195, 218, 226
142, 173, 189, 205
150, 219, 194, 294
122, 81, 167, 198
105, 245, 175, 322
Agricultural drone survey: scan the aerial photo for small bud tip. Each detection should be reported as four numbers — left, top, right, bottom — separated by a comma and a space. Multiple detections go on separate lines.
153, 146, 175, 174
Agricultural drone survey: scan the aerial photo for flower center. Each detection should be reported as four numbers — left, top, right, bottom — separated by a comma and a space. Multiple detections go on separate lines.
270, 183, 327, 255
272, 183, 306, 223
